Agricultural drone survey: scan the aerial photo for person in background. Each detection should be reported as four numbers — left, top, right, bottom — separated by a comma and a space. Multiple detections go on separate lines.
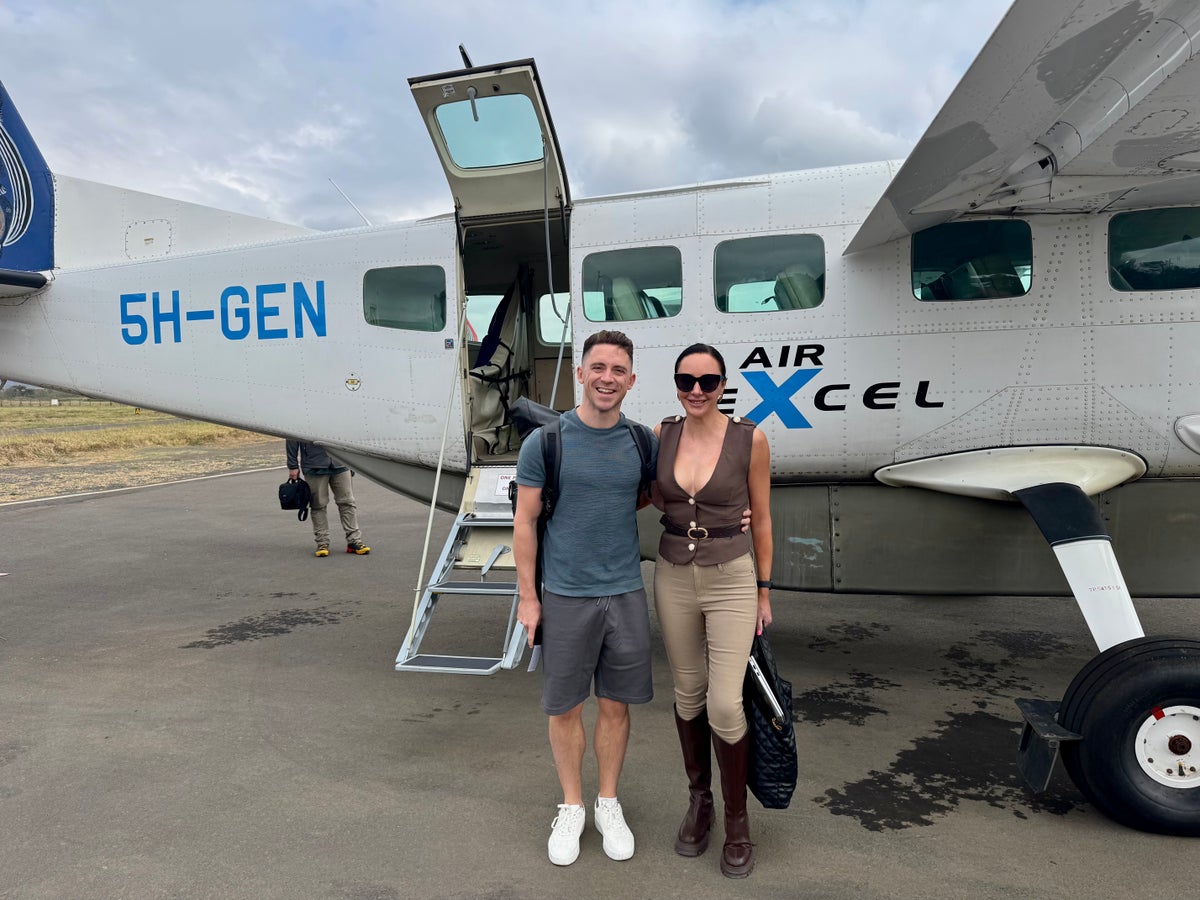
285, 440, 370, 557
652, 343, 773, 878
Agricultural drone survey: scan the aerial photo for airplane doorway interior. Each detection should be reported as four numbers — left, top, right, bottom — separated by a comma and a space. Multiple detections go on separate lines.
461, 213, 572, 464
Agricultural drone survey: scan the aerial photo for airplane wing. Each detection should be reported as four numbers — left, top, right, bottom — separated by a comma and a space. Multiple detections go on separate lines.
846, 0, 1200, 253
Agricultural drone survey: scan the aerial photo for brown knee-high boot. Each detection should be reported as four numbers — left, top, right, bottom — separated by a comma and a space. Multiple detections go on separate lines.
712, 732, 754, 878
673, 707, 714, 856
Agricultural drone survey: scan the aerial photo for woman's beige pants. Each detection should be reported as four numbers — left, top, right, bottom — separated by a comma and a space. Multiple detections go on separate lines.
654, 552, 757, 743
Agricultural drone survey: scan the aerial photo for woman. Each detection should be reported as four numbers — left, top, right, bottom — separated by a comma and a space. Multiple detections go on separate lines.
653, 343, 772, 879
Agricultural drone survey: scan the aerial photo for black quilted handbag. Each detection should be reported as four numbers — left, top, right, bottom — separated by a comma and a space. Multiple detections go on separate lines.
742, 633, 798, 809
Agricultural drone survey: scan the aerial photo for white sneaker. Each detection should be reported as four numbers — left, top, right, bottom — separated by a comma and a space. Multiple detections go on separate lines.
593, 797, 635, 860
548, 803, 586, 866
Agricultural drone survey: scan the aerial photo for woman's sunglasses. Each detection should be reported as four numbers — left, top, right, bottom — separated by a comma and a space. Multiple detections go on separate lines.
674, 373, 725, 393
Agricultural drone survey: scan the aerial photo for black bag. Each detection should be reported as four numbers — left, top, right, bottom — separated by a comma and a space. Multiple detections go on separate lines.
510, 396, 562, 440
278, 477, 312, 521
742, 633, 798, 809
506, 397, 654, 520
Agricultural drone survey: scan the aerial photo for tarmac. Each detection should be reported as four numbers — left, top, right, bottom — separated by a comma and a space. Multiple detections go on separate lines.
1, 468, 1196, 899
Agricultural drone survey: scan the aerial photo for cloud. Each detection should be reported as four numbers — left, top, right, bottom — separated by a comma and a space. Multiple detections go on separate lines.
2, 0, 1010, 229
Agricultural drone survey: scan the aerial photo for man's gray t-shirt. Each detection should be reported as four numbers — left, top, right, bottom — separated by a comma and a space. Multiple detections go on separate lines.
515, 409, 658, 597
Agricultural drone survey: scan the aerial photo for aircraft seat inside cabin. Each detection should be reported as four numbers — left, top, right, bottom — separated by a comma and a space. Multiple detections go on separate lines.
468, 277, 529, 458
934, 254, 1023, 300
972, 253, 1024, 297
773, 264, 822, 309
610, 276, 647, 320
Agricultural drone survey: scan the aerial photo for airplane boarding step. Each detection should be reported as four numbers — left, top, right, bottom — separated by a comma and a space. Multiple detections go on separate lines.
395, 465, 528, 676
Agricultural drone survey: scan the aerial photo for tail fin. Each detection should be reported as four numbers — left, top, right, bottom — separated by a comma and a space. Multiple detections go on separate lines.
0, 80, 54, 272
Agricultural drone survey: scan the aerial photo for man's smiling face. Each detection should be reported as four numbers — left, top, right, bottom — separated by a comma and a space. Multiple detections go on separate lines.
577, 342, 635, 417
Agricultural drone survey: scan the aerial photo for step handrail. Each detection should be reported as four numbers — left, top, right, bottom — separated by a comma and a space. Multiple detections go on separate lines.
400, 310, 471, 655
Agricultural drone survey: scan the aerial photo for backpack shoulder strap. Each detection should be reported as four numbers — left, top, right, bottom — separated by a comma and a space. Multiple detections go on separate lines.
541, 417, 562, 519
541, 417, 649, 515
625, 421, 654, 496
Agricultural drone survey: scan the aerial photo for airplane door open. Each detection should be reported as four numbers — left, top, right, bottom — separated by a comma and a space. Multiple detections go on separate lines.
410, 59, 574, 463
408, 58, 570, 219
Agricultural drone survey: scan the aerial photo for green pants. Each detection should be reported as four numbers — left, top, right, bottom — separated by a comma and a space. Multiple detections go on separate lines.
304, 469, 361, 547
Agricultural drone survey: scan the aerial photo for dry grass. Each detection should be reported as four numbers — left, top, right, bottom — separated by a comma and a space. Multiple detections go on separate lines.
0, 404, 177, 429
0, 403, 282, 502
1, 420, 257, 464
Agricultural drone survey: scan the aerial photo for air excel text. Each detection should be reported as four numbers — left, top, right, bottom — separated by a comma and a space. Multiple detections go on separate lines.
120, 281, 327, 345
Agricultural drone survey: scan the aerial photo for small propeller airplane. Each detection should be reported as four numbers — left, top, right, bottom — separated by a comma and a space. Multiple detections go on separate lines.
3, 0, 1200, 836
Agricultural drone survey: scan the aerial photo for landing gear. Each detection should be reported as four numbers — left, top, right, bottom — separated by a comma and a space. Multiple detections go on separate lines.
1058, 637, 1200, 835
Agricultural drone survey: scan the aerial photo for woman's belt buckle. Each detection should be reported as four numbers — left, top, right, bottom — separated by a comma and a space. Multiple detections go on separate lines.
687, 525, 709, 540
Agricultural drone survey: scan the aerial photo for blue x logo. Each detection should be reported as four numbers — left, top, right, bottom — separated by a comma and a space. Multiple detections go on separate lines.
743, 369, 821, 428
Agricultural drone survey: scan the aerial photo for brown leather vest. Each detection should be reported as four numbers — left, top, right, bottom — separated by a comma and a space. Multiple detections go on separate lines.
657, 415, 755, 565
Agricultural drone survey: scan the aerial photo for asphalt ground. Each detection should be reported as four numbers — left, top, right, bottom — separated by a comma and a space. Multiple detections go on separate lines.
0, 469, 1195, 899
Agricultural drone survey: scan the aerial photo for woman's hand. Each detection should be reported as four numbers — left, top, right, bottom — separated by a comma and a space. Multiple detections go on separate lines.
756, 592, 773, 635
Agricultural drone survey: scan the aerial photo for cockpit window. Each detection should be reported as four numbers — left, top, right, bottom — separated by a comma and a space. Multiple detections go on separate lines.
1109, 208, 1200, 291
434, 94, 544, 170
582, 246, 682, 322
715, 234, 825, 312
911, 220, 1031, 301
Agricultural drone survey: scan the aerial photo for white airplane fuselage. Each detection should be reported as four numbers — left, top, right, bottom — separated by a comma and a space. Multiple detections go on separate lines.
7, 162, 1194, 479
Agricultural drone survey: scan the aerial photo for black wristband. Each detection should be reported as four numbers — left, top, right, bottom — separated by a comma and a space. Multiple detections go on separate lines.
756, 579, 773, 589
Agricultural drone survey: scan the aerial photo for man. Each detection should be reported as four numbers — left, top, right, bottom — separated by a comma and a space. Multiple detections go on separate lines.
513, 330, 656, 866
285, 440, 371, 557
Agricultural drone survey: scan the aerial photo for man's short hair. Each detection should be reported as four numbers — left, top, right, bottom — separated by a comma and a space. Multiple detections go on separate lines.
582, 330, 634, 365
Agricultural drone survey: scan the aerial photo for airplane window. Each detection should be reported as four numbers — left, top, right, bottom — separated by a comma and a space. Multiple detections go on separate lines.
363, 265, 447, 332
582, 246, 682, 322
537, 292, 572, 345
466, 294, 504, 343
1109, 208, 1200, 292
714, 234, 825, 313
911, 220, 1031, 301
434, 94, 544, 170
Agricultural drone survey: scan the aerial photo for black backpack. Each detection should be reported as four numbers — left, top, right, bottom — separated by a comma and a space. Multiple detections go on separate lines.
279, 477, 313, 521
507, 398, 654, 522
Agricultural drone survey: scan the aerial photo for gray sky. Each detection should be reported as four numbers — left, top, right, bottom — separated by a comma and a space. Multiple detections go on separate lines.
2, 0, 1011, 231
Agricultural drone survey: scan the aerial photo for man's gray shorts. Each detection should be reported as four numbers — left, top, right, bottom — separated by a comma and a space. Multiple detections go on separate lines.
540, 587, 654, 716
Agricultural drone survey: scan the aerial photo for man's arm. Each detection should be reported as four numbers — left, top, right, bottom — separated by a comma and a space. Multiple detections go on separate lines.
513, 483, 544, 649
285, 439, 301, 476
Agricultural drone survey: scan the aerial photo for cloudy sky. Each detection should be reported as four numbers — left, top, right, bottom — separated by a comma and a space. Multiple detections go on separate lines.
3, 0, 1011, 231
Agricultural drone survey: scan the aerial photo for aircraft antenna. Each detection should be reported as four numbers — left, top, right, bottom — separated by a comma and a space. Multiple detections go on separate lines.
328, 178, 372, 227
459, 45, 473, 68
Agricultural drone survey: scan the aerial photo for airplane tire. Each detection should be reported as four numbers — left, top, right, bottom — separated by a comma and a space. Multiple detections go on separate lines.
1059, 636, 1200, 836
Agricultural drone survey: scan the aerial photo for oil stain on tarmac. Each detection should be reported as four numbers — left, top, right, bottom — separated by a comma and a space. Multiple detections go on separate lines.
180, 592, 359, 648
791, 671, 900, 726
937, 628, 1073, 699
800, 621, 1086, 830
